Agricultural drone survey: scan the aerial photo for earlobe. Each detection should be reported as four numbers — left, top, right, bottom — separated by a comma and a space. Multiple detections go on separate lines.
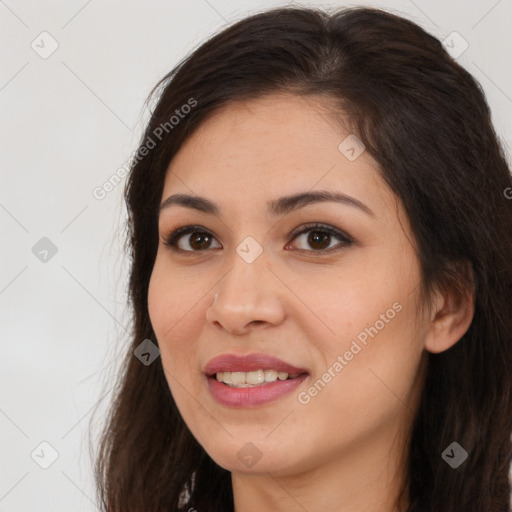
423, 265, 476, 354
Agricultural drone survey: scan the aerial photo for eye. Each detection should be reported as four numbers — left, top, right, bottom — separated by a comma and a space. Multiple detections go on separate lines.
162, 223, 353, 255
286, 222, 353, 254
162, 225, 222, 252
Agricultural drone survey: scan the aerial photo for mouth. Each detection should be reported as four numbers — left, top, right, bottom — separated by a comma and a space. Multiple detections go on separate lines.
203, 353, 310, 407
204, 352, 309, 383
206, 371, 309, 407
210, 369, 308, 388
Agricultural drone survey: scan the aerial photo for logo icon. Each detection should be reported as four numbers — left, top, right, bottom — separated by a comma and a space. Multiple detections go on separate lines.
134, 339, 160, 366
32, 237, 58, 263
31, 32, 59, 59
236, 236, 263, 264
237, 442, 263, 468
442, 32, 469, 59
31, 441, 59, 469
338, 134, 365, 161
441, 441, 468, 468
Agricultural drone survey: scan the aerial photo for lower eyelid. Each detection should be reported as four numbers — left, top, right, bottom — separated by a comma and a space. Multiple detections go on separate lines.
163, 225, 353, 252
288, 234, 353, 255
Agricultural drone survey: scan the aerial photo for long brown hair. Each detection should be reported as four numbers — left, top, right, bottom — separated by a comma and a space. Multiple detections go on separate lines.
91, 6, 512, 511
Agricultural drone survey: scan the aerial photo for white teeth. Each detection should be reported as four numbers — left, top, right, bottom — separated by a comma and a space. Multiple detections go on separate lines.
215, 369, 301, 387
264, 369, 278, 382
246, 369, 264, 384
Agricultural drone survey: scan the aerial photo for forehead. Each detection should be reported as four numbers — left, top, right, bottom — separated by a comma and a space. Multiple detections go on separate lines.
162, 93, 394, 220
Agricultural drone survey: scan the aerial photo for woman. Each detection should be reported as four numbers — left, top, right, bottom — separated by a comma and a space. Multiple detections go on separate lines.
92, 5, 512, 511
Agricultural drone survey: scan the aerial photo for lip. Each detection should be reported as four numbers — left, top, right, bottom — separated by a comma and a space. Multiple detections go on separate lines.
204, 353, 309, 408
207, 373, 308, 407
203, 353, 309, 376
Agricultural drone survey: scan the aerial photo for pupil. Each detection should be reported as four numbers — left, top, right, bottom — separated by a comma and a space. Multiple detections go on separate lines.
191, 232, 210, 250
308, 231, 329, 250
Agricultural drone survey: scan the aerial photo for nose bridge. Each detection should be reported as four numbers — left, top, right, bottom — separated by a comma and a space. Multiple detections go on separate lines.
206, 226, 288, 333
221, 236, 271, 299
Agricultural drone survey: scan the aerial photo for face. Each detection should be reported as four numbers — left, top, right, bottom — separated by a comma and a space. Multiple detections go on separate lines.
148, 93, 429, 477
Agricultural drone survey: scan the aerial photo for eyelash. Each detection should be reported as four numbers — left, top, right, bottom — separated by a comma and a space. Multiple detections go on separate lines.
162, 222, 354, 256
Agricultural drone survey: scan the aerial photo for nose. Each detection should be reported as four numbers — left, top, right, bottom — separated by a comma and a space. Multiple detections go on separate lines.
206, 253, 286, 335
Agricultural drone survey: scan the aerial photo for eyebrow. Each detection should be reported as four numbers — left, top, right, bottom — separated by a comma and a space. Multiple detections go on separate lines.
159, 190, 375, 218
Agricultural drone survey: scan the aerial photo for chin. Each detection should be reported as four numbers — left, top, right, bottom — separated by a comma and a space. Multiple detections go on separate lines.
205, 444, 300, 476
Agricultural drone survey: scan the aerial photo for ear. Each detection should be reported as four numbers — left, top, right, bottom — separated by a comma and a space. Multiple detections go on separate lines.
424, 261, 475, 354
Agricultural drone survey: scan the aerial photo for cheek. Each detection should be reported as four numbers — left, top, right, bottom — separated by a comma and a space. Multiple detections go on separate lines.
300, 272, 405, 359
305, 261, 424, 407
148, 257, 190, 338
297, 303, 423, 454
147, 263, 169, 337
147, 258, 204, 368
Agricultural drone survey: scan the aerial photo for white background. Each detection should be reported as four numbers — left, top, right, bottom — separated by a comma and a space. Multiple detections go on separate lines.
1, 1, 511, 510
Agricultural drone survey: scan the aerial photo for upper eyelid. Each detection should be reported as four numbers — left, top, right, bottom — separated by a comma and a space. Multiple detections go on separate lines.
290, 222, 351, 239
162, 222, 353, 247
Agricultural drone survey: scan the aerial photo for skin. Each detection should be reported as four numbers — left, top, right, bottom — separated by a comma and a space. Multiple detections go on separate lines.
147, 93, 474, 512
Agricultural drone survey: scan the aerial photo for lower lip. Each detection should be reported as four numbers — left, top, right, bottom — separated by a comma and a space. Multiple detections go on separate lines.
207, 374, 308, 407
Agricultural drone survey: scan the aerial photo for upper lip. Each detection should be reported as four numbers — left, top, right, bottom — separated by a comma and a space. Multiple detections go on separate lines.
204, 353, 309, 376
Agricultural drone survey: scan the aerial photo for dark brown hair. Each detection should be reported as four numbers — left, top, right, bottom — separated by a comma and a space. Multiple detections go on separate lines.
91, 6, 512, 511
